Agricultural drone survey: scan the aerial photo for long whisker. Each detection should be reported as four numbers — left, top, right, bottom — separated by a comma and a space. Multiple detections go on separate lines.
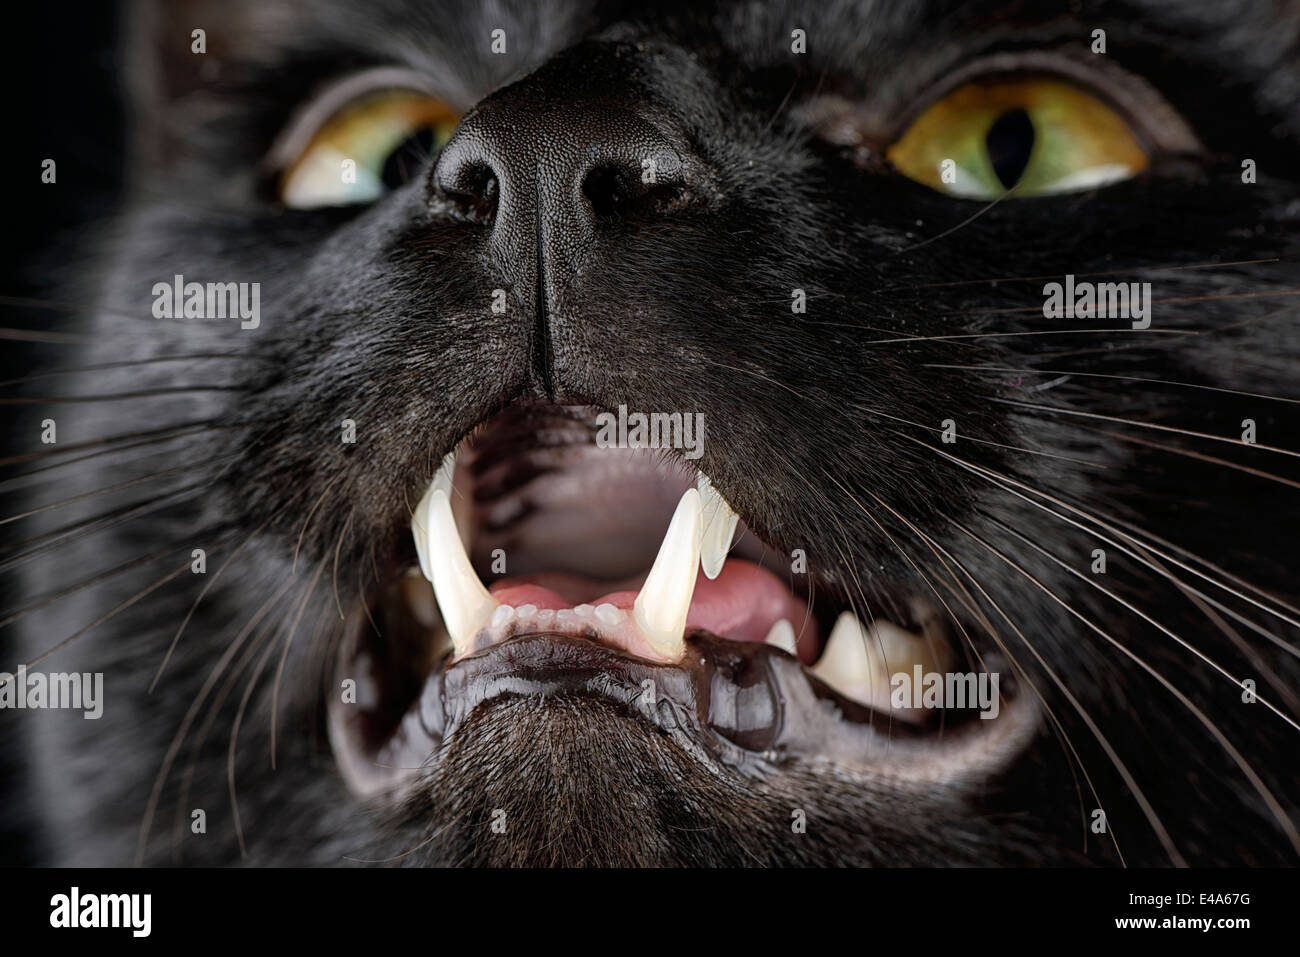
953, 518, 1300, 858
821, 461, 1144, 860
293, 472, 348, 573
1013, 303, 1295, 363
0, 352, 271, 389
0, 420, 225, 468
0, 386, 245, 405
920, 525, 1132, 863
0, 430, 226, 495
228, 633, 280, 859
905, 434, 1300, 644
987, 514, 1300, 733
1080, 426, 1300, 492
850, 403, 1107, 467
1123, 536, 1300, 719
135, 578, 292, 866
270, 557, 328, 770
3, 558, 194, 674
0, 532, 227, 631
332, 509, 355, 621
0, 457, 240, 526
150, 513, 283, 692
923, 363, 1300, 406
171, 611, 286, 861
993, 397, 1300, 460
873, 257, 1282, 295
894, 186, 1016, 254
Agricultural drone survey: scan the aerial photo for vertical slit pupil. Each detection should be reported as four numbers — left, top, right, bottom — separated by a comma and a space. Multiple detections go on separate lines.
985, 108, 1035, 190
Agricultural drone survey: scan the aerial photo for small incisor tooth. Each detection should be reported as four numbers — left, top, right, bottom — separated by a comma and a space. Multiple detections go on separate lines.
763, 618, 797, 655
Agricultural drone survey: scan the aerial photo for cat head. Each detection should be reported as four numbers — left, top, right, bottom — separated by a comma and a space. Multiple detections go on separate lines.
10, 0, 1299, 865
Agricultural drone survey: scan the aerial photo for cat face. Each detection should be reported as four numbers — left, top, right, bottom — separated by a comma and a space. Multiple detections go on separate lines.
7, 0, 1299, 865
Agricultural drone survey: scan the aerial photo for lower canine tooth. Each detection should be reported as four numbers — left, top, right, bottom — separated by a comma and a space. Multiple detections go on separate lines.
811, 611, 882, 707
873, 619, 953, 676
633, 488, 702, 660
811, 612, 953, 712
764, 618, 797, 655
415, 486, 498, 658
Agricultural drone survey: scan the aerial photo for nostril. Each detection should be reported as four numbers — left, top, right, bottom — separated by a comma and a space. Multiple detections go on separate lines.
582, 163, 636, 219
433, 158, 500, 225
582, 161, 687, 221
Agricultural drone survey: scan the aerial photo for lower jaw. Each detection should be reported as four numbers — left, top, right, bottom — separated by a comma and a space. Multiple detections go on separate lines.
328, 576, 1033, 803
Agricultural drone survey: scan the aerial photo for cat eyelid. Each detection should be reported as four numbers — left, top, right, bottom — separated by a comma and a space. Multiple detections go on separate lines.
261, 66, 444, 177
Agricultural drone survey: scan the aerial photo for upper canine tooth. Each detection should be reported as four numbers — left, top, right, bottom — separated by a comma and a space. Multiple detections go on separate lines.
413, 484, 497, 658
633, 488, 702, 660
696, 472, 739, 580
764, 618, 797, 655
411, 451, 457, 582
432, 450, 456, 499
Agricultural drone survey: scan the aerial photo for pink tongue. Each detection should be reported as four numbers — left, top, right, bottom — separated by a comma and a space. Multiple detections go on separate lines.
488, 558, 814, 649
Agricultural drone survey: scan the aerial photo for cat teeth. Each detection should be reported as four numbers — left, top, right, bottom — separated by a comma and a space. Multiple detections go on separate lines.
632, 488, 702, 661
412, 463, 499, 659
696, 471, 740, 580
411, 451, 457, 581
763, 618, 797, 655
810, 611, 952, 713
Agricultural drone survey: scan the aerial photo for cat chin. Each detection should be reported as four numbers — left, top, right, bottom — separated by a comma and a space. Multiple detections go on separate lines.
355, 692, 1044, 867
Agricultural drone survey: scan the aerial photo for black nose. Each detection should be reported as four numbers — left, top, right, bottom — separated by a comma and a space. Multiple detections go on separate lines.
432, 102, 688, 237
426, 47, 710, 400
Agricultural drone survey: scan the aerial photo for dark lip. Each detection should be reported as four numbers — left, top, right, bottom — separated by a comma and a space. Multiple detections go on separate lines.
332, 615, 1035, 804
430, 632, 730, 749
422, 628, 943, 762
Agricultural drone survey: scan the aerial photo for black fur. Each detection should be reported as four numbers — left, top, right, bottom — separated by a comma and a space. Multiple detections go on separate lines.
4, 0, 1299, 865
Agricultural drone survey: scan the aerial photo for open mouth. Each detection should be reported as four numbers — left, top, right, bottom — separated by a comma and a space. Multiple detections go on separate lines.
328, 404, 1036, 798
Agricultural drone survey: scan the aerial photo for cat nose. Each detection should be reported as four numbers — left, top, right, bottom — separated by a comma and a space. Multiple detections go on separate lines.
426, 54, 713, 401
429, 102, 691, 247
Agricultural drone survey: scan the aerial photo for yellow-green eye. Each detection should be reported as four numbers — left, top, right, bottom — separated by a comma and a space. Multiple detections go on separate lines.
279, 90, 462, 209
886, 78, 1148, 199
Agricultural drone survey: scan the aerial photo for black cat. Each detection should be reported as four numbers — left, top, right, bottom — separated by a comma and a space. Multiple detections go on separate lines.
4, 0, 1298, 866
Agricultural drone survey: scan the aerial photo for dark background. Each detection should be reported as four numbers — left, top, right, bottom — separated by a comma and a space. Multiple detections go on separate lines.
2, 2, 123, 866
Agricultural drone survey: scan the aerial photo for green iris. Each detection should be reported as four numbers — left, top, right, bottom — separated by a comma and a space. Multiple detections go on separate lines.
887, 78, 1148, 199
